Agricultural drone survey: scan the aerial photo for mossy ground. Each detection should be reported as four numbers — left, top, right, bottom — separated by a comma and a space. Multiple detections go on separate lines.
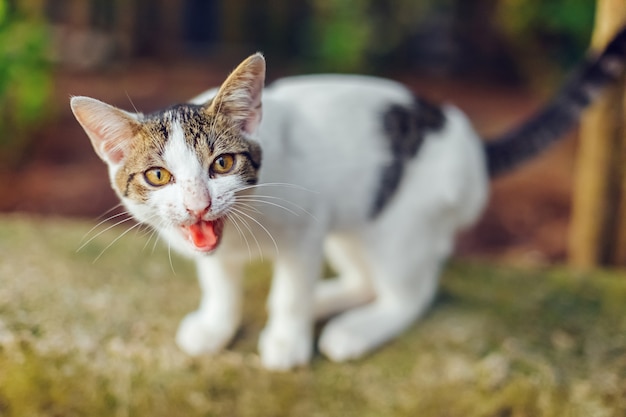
1, 214, 626, 416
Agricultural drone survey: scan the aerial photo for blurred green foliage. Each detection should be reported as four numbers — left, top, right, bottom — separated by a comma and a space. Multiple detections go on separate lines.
495, 0, 596, 88
0, 0, 52, 165
497, 0, 595, 48
306, 0, 445, 73
304, 0, 595, 80
308, 0, 372, 72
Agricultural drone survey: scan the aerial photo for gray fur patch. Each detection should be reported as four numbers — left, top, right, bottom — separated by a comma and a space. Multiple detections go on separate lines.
371, 96, 445, 218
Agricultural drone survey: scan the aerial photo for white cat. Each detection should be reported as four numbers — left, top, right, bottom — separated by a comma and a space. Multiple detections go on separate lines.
70, 28, 626, 370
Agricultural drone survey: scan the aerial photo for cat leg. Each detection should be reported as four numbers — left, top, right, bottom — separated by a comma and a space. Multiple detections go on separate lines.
176, 255, 243, 356
258, 243, 322, 370
319, 256, 441, 362
314, 234, 375, 320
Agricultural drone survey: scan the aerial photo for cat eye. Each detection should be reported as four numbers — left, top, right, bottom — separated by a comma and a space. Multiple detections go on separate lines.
144, 167, 173, 187
211, 154, 235, 175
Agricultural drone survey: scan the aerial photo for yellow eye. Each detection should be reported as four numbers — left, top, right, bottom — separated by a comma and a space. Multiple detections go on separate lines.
144, 167, 173, 186
211, 154, 235, 174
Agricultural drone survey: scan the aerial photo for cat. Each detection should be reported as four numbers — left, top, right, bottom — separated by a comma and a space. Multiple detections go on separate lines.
71, 27, 626, 370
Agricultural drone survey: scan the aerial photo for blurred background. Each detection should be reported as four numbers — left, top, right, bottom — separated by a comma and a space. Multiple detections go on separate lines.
0, 0, 598, 263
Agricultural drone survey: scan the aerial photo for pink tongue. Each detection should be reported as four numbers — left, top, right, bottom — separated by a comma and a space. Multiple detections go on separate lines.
188, 220, 219, 250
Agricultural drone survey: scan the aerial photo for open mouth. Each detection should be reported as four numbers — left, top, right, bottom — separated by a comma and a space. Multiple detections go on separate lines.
181, 218, 224, 253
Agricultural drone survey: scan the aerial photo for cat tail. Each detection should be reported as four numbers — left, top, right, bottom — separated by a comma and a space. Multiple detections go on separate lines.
485, 26, 626, 177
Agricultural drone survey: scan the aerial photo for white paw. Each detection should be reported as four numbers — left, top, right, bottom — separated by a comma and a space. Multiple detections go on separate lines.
258, 325, 312, 371
319, 321, 370, 362
175, 311, 236, 356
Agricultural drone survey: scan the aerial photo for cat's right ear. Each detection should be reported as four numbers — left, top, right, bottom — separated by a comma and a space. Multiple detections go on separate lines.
208, 53, 266, 135
70, 96, 140, 165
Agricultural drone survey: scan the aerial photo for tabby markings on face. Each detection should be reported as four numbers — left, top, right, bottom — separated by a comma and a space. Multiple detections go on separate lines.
112, 103, 262, 253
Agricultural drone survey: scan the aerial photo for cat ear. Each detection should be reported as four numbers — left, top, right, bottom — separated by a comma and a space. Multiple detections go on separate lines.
208, 53, 265, 135
70, 96, 140, 165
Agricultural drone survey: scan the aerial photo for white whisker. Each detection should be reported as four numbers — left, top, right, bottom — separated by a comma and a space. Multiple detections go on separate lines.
135, 222, 152, 238
230, 210, 264, 262
230, 207, 279, 257
237, 182, 318, 194
226, 213, 253, 262
141, 224, 155, 237
125, 91, 141, 114
168, 241, 177, 276
236, 197, 301, 217
151, 232, 162, 254
237, 195, 319, 222
96, 203, 124, 220
150, 219, 168, 255
92, 220, 147, 263
77, 215, 134, 253
232, 200, 264, 215
142, 226, 159, 252
79, 210, 130, 247
150, 219, 170, 254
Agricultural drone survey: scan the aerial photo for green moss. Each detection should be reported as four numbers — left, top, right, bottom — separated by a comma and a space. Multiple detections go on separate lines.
1, 215, 626, 416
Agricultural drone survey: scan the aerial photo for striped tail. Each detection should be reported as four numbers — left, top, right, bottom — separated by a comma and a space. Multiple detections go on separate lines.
485, 26, 626, 177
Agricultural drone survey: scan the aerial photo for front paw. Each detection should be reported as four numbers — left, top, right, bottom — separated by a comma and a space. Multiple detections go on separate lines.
175, 310, 237, 356
258, 324, 313, 371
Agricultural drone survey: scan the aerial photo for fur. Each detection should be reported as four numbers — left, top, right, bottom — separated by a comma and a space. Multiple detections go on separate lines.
71, 28, 626, 370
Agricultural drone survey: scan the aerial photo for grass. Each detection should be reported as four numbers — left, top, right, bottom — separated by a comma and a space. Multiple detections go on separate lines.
1, 214, 626, 416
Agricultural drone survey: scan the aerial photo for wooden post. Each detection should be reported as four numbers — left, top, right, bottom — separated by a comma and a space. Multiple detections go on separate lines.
610, 78, 626, 264
568, 0, 626, 268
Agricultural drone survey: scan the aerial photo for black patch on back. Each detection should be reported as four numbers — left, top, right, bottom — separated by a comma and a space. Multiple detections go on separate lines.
371, 96, 445, 218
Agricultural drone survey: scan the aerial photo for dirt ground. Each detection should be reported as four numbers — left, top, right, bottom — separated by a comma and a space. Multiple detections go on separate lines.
0, 60, 578, 265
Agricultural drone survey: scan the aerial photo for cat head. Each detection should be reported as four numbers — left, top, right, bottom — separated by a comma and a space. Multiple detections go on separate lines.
71, 53, 265, 255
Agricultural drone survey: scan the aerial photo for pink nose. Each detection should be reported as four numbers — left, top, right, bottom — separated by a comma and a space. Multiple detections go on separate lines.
186, 204, 211, 219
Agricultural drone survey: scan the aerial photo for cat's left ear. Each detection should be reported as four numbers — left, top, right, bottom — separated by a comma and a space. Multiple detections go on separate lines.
70, 96, 141, 166
208, 53, 265, 135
